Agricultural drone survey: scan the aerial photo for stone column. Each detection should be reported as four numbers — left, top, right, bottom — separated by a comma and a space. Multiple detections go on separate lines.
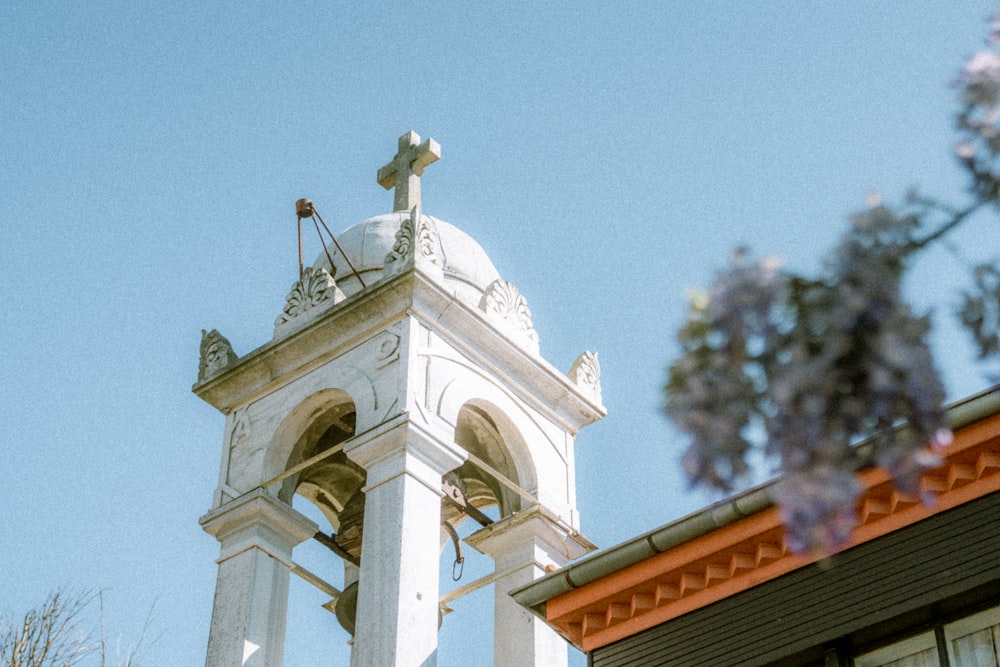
466, 506, 596, 667
345, 417, 465, 667
200, 489, 318, 667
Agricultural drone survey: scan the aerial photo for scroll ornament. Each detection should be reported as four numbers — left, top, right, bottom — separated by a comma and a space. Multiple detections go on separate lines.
569, 351, 602, 403
198, 329, 239, 381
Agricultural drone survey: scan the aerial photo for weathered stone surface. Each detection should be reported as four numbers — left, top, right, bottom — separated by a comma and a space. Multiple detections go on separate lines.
200, 490, 317, 667
273, 266, 343, 338
467, 506, 597, 667
480, 279, 541, 353
384, 205, 444, 280
569, 351, 602, 405
196, 133, 606, 667
199, 329, 238, 381
377, 130, 441, 212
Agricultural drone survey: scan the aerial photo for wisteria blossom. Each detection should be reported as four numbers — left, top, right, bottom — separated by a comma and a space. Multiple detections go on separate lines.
665, 11, 1000, 555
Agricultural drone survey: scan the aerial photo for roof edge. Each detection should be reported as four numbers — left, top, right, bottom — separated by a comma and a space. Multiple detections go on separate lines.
511, 383, 1000, 613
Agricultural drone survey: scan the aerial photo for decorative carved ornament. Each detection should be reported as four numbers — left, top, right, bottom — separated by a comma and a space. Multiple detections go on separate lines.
274, 267, 338, 328
374, 329, 401, 369
384, 206, 441, 269
198, 329, 238, 381
479, 279, 540, 349
569, 351, 602, 403
542, 414, 1000, 652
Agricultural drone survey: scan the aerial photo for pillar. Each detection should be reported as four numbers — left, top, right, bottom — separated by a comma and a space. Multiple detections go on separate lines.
345, 417, 466, 667
466, 506, 595, 667
200, 489, 318, 667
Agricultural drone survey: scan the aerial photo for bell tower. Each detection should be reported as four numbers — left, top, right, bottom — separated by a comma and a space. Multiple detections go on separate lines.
194, 131, 605, 666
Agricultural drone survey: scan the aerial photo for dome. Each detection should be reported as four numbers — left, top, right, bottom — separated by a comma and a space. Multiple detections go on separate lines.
313, 211, 502, 309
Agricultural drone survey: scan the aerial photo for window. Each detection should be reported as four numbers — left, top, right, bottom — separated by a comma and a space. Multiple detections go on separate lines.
852, 605, 1000, 667
945, 605, 1000, 667
855, 632, 939, 667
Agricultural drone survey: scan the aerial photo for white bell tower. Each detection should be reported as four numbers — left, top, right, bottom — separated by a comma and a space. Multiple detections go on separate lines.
194, 131, 605, 666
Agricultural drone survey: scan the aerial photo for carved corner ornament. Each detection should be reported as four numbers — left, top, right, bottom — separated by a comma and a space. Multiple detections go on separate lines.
384, 206, 443, 277
569, 351, 602, 404
273, 266, 343, 336
198, 329, 239, 381
479, 279, 541, 353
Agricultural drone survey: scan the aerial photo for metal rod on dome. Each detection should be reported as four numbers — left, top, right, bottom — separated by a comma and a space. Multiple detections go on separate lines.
311, 215, 338, 277
297, 218, 304, 281
311, 206, 367, 289
295, 199, 310, 281
295, 198, 365, 287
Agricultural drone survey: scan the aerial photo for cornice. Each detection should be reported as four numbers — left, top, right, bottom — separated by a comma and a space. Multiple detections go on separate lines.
516, 398, 1000, 652
192, 268, 605, 431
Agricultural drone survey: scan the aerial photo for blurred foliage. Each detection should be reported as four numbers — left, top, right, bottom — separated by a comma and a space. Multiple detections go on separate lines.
665, 10, 1000, 554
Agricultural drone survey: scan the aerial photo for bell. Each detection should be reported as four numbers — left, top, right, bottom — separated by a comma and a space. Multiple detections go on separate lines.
333, 581, 444, 636
334, 581, 359, 636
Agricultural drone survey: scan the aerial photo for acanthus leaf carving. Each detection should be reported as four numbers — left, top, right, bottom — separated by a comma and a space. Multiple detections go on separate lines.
569, 351, 602, 404
274, 267, 339, 329
384, 206, 442, 271
384, 215, 414, 265
479, 279, 540, 350
198, 328, 239, 381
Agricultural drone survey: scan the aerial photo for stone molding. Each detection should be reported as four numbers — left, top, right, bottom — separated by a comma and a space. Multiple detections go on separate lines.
194, 272, 606, 432
479, 279, 540, 353
568, 351, 602, 405
273, 267, 344, 338
200, 489, 317, 563
466, 504, 597, 568
199, 329, 238, 381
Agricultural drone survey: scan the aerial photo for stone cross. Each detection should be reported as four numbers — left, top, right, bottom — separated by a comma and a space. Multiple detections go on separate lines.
377, 131, 441, 212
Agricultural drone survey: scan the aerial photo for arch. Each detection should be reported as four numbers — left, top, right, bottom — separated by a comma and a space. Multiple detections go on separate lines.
260, 388, 370, 565
260, 362, 404, 564
436, 375, 546, 500
261, 363, 379, 485
264, 388, 354, 486
282, 400, 362, 527
449, 400, 529, 521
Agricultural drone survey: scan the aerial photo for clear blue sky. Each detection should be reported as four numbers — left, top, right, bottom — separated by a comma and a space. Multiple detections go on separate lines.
2, 2, 997, 665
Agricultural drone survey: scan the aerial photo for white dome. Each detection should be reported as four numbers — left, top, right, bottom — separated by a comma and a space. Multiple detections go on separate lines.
313, 212, 502, 309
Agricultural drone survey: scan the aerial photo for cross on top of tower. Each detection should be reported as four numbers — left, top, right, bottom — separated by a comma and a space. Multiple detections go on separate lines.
377, 131, 441, 212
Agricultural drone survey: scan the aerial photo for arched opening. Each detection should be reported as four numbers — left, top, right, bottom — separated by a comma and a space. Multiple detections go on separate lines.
278, 398, 366, 562
275, 397, 367, 659
274, 394, 537, 658
444, 401, 528, 531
